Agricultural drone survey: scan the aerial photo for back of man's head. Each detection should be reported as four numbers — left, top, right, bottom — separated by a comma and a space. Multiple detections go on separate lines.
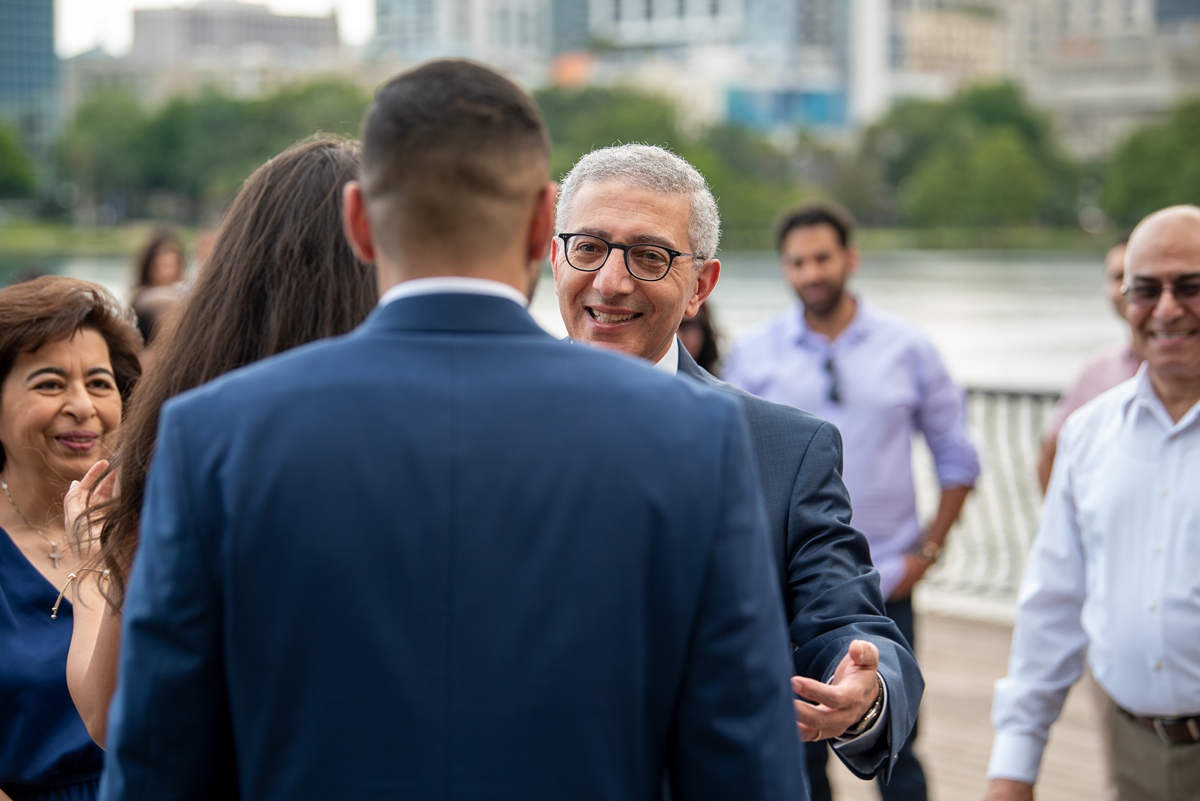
556, 143, 721, 262
775, 202, 855, 252
360, 60, 550, 261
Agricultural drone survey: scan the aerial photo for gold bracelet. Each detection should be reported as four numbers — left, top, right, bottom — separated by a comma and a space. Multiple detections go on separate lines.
51, 568, 111, 619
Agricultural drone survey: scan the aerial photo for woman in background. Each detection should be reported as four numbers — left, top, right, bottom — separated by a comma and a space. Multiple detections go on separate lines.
128, 229, 186, 345
0, 277, 141, 800
66, 135, 378, 747
677, 301, 722, 375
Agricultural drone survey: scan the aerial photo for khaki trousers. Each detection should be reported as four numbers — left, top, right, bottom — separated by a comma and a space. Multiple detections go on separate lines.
1107, 702, 1200, 801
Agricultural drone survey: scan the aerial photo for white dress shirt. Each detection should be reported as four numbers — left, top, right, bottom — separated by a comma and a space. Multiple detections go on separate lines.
988, 365, 1200, 784
378, 276, 529, 308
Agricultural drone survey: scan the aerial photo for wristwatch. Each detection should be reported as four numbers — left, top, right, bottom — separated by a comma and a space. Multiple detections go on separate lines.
843, 674, 885, 737
912, 540, 942, 567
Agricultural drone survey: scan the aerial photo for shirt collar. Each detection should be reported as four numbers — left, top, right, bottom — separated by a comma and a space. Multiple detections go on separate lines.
792, 295, 871, 348
653, 337, 680, 375
1126, 363, 1200, 432
379, 277, 529, 309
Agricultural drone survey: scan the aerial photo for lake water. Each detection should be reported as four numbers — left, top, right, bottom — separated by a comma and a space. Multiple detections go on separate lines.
5, 249, 1124, 393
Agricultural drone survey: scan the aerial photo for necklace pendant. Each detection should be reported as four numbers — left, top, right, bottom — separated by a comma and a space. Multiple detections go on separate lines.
49, 543, 62, 569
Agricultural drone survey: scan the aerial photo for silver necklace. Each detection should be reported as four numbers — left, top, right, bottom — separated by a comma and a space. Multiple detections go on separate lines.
1, 476, 67, 569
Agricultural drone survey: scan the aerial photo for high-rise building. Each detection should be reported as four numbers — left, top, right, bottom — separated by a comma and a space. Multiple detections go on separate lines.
1007, 0, 1200, 156
373, 0, 550, 83
0, 0, 58, 190
72, 1, 351, 105
130, 1, 340, 66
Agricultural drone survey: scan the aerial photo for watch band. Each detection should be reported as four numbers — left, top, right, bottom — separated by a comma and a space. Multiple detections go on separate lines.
843, 674, 885, 737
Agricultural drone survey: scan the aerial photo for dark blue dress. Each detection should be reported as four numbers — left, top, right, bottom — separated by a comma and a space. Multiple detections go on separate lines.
0, 527, 103, 800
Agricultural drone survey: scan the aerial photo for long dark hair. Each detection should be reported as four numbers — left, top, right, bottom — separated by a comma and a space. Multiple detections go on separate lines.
92, 135, 377, 607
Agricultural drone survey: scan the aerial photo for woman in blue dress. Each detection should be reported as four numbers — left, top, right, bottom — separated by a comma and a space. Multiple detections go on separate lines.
0, 277, 141, 800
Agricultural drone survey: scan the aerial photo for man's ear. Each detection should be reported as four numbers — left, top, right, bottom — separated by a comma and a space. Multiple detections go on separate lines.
527, 182, 557, 264
845, 245, 860, 277
342, 181, 376, 265
684, 259, 721, 319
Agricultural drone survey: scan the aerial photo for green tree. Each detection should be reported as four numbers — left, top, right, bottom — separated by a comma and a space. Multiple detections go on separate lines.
1102, 100, 1200, 227
535, 86, 683, 181
58, 89, 148, 214
856, 82, 1076, 226
900, 127, 1047, 226
0, 122, 36, 197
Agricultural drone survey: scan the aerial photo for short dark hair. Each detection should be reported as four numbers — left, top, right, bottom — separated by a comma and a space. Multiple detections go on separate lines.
775, 202, 855, 252
0, 276, 142, 471
360, 59, 550, 254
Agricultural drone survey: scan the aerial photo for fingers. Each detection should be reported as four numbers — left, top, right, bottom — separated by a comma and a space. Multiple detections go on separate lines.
848, 639, 880, 670
80, 459, 110, 489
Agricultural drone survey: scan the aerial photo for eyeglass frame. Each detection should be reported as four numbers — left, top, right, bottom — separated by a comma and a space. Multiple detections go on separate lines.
1121, 275, 1200, 309
556, 232, 700, 283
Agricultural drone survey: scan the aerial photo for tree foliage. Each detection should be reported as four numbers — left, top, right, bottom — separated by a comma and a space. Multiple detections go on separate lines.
854, 82, 1077, 227
535, 86, 801, 249
0, 122, 37, 198
1102, 100, 1200, 227
57, 81, 368, 222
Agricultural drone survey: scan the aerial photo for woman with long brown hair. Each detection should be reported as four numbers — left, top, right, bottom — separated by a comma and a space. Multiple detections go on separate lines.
66, 135, 378, 746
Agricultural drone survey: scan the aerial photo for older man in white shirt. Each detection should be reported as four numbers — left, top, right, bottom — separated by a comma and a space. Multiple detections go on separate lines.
983, 204, 1200, 801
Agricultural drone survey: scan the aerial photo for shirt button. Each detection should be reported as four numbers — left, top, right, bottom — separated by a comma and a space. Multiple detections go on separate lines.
1155, 546, 1164, 553
1161, 488, 1170, 497
1149, 603, 1158, 612
1155, 662, 1164, 671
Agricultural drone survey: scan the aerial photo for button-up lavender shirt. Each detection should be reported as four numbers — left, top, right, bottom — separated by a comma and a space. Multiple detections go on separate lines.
723, 300, 981, 598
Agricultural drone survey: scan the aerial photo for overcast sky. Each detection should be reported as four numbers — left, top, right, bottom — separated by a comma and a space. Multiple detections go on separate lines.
56, 0, 375, 58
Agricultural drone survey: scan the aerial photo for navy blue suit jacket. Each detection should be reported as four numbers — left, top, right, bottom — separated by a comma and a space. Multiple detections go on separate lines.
101, 294, 805, 801
677, 347, 922, 781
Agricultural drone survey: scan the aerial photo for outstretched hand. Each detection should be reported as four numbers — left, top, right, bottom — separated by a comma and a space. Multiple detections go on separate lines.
64, 460, 117, 555
791, 639, 881, 742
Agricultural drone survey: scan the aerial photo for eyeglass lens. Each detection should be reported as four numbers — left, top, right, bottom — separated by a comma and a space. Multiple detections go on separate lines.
563, 234, 674, 281
1125, 280, 1200, 307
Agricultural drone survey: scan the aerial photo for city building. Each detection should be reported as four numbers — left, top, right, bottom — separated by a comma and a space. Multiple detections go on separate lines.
373, 0, 551, 84
890, 2, 1004, 99
0, 0, 59, 191
1006, 0, 1200, 157
62, 1, 353, 107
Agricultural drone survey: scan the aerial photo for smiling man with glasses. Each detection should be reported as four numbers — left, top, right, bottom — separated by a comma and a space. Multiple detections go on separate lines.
985, 205, 1200, 801
552, 144, 923, 800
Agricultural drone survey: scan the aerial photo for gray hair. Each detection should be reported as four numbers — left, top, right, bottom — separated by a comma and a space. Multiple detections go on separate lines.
556, 144, 720, 262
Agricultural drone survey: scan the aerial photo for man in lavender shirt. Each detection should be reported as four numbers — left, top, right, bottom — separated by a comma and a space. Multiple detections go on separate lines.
723, 202, 980, 801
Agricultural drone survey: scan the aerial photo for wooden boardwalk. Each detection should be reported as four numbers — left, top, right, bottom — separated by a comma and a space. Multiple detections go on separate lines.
827, 611, 1104, 801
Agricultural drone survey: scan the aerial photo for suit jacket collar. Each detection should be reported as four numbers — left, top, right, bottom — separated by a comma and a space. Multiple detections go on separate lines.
676, 342, 720, 386
360, 292, 548, 338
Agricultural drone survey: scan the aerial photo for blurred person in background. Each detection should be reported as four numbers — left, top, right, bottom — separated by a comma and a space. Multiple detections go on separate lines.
677, 301, 722, 374
64, 135, 376, 748
984, 206, 1200, 801
0, 277, 141, 801
723, 202, 980, 801
1036, 232, 1140, 493
128, 229, 186, 345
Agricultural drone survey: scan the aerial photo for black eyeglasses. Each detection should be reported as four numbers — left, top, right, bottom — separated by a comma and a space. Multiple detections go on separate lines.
824, 355, 842, 404
557, 233, 697, 282
1122, 278, 1200, 309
